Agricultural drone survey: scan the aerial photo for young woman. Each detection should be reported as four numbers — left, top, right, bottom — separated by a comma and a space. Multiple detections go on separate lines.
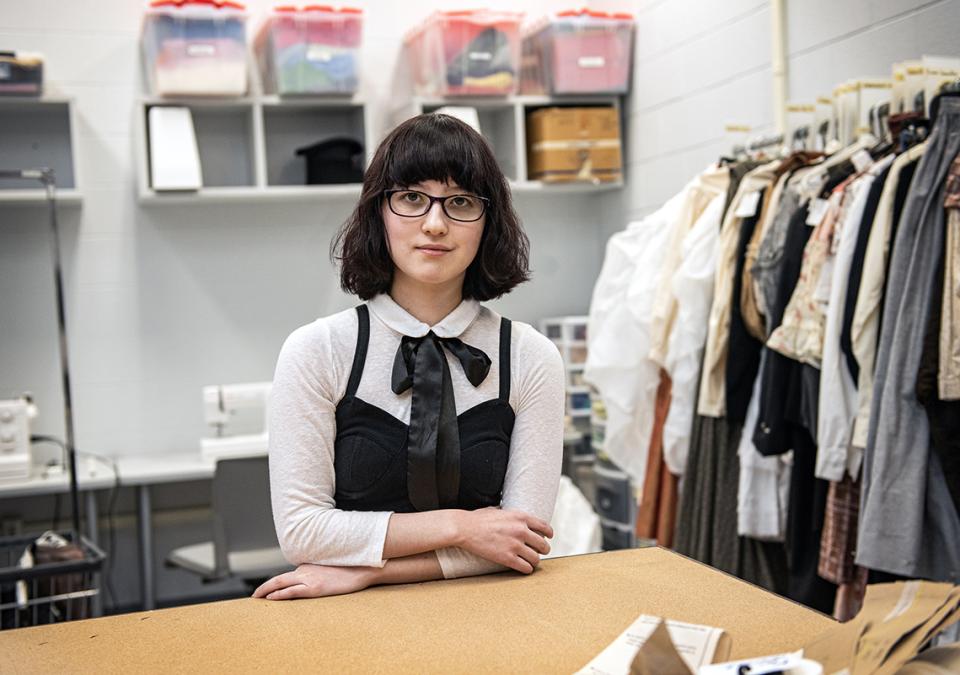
253, 114, 565, 601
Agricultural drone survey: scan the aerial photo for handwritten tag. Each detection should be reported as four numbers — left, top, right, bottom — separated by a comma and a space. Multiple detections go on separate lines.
806, 198, 829, 227
735, 191, 761, 218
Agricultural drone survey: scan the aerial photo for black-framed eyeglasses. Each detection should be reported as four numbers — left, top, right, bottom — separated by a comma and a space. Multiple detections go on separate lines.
384, 189, 489, 223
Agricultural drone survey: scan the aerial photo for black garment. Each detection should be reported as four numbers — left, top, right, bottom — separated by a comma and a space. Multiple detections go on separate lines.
879, 157, 921, 333
333, 305, 515, 513
724, 189, 766, 424
721, 161, 762, 222
785, 423, 837, 614
840, 163, 892, 382
915, 241, 960, 517
754, 204, 814, 456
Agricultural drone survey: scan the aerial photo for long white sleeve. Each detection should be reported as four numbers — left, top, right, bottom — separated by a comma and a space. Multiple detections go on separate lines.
435, 325, 565, 579
268, 317, 392, 568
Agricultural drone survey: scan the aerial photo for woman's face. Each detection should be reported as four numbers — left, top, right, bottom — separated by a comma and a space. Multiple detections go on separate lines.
382, 178, 486, 294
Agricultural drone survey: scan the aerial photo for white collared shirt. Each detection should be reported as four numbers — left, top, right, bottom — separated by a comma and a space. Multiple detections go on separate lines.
268, 293, 565, 579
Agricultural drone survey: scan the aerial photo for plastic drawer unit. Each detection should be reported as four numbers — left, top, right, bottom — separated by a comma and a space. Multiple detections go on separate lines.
593, 464, 634, 525
0, 51, 43, 96
521, 9, 634, 95
600, 518, 635, 551
255, 5, 362, 95
142, 0, 249, 97
405, 9, 523, 97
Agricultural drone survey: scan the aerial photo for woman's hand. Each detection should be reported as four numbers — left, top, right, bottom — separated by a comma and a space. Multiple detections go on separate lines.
252, 563, 379, 600
455, 508, 554, 574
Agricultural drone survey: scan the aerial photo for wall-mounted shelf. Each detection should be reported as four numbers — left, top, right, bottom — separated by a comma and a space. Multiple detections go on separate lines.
392, 95, 625, 192
136, 96, 372, 204
0, 97, 83, 206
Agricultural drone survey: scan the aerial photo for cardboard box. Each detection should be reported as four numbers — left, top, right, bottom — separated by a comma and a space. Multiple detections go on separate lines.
527, 106, 622, 183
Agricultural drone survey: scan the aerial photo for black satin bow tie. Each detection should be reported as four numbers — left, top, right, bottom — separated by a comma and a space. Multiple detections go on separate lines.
391, 332, 491, 511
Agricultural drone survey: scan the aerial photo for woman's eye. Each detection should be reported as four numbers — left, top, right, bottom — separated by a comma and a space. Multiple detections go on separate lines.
451, 196, 470, 207
402, 192, 424, 203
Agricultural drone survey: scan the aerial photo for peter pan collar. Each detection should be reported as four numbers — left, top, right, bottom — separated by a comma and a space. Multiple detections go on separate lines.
368, 293, 481, 339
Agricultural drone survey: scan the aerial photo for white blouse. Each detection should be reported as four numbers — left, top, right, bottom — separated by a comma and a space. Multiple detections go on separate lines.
268, 293, 565, 579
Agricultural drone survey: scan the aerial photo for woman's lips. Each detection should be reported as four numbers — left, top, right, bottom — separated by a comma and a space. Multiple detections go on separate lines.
416, 246, 451, 256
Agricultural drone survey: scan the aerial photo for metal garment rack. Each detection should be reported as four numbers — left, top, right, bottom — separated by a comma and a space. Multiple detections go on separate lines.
0, 168, 82, 541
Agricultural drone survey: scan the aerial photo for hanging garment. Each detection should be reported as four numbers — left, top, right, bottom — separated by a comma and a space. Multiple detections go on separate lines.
816, 155, 895, 482
585, 194, 682, 487
661, 194, 725, 476
674, 411, 789, 594
818, 474, 869, 622
635, 369, 678, 547
698, 161, 781, 417
839, 163, 892, 384
857, 97, 960, 582
849, 141, 928, 448
737, 352, 790, 541
940, 154, 960, 400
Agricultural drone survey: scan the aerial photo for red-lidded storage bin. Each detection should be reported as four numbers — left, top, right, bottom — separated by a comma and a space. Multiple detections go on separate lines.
521, 9, 634, 95
255, 5, 363, 95
142, 0, 249, 97
405, 9, 524, 97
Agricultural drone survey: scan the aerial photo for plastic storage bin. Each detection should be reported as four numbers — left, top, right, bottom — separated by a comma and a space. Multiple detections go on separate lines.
0, 51, 43, 96
142, 0, 249, 97
255, 6, 362, 95
521, 9, 634, 95
405, 10, 523, 97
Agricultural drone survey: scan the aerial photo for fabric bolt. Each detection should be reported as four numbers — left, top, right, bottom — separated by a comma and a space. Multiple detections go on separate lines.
635, 369, 678, 548
661, 194, 725, 476
269, 293, 564, 579
940, 154, 960, 400
585, 193, 683, 488
698, 161, 781, 418
816, 155, 895, 482
649, 165, 729, 367
767, 188, 843, 368
753, 204, 814, 458
724, 190, 767, 425
857, 97, 960, 582
737, 351, 790, 541
839, 163, 892, 383
850, 141, 928, 449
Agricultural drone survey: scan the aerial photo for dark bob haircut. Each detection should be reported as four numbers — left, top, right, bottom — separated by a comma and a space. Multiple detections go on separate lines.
331, 113, 530, 301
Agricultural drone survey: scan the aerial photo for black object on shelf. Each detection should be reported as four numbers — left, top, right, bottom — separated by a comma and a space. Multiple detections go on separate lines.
295, 137, 364, 185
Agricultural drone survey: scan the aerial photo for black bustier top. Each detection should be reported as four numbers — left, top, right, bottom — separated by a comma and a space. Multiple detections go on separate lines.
333, 305, 516, 512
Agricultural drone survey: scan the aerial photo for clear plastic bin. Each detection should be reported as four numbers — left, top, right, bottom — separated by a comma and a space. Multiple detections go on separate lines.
142, 0, 249, 97
255, 6, 362, 95
521, 9, 634, 95
405, 10, 523, 97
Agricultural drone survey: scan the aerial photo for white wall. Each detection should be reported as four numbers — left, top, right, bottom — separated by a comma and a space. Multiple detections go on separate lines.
607, 0, 960, 232
0, 0, 626, 460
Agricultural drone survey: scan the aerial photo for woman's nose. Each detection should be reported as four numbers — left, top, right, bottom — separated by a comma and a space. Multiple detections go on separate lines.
421, 201, 449, 235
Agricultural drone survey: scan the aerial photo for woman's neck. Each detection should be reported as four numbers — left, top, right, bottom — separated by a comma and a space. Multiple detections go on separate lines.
389, 276, 464, 327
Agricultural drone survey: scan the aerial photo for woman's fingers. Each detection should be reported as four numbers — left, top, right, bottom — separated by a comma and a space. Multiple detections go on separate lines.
265, 584, 309, 601
252, 571, 302, 598
523, 529, 550, 555
525, 515, 554, 539
516, 543, 541, 572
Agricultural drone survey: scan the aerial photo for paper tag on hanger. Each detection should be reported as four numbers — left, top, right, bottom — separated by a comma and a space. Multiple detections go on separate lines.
852, 149, 873, 173
735, 191, 761, 218
806, 198, 829, 227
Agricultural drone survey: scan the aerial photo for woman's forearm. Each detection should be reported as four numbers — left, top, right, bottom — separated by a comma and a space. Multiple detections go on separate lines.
371, 551, 445, 586
380, 510, 465, 560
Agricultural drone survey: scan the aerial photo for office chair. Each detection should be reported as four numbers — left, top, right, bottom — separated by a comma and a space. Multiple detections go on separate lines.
166, 456, 291, 589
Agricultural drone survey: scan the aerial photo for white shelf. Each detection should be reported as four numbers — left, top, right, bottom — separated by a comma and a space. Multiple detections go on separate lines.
139, 184, 361, 204
510, 179, 623, 193
0, 188, 83, 205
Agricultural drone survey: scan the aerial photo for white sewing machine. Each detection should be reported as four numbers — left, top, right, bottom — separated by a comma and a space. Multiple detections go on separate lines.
0, 396, 36, 483
200, 382, 272, 462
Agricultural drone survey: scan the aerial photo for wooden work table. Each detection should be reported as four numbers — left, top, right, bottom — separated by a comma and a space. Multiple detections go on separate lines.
0, 547, 835, 673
